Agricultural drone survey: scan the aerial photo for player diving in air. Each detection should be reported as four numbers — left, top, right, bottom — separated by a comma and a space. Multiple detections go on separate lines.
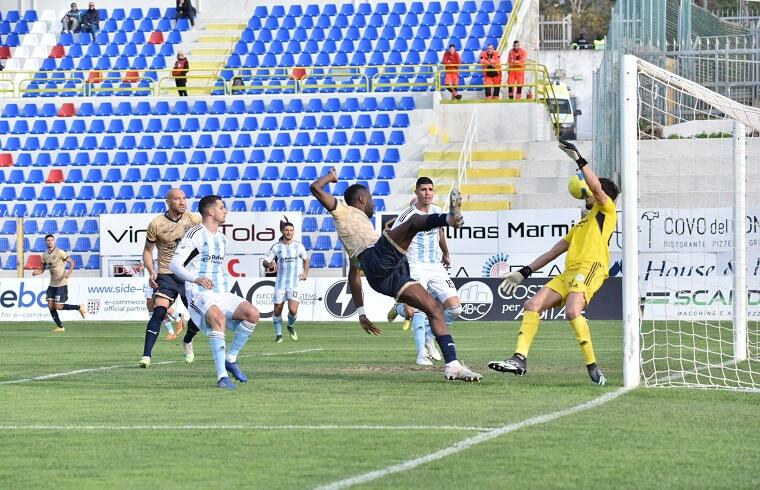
310, 168, 481, 382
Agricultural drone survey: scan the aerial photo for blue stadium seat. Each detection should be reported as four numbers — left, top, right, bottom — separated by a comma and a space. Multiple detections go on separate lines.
289, 199, 306, 213
85, 255, 100, 270
255, 182, 273, 197
274, 183, 293, 197
309, 253, 326, 268
123, 168, 141, 183
328, 252, 345, 268
235, 183, 253, 198
60, 219, 78, 235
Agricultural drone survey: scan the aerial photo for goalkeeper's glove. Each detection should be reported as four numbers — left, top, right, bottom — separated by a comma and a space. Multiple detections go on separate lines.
499, 266, 533, 295
558, 139, 588, 170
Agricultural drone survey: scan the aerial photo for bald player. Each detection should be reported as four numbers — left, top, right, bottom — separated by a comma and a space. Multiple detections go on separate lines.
139, 188, 201, 368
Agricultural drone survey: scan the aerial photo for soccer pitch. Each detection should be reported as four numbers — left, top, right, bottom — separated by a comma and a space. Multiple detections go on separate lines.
1, 321, 758, 489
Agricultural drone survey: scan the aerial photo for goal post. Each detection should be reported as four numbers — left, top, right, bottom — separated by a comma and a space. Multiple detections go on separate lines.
621, 54, 760, 392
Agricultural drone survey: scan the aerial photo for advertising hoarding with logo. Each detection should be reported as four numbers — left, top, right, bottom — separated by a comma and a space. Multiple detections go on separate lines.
99, 212, 302, 256
641, 276, 760, 320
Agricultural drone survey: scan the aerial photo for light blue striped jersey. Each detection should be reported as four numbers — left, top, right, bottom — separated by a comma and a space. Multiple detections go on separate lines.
173, 224, 230, 296
266, 240, 308, 290
391, 204, 443, 265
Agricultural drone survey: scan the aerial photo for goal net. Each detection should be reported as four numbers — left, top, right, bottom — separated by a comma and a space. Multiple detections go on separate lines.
621, 55, 760, 392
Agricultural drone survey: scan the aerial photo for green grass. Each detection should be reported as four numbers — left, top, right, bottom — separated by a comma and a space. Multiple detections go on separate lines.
1, 321, 758, 489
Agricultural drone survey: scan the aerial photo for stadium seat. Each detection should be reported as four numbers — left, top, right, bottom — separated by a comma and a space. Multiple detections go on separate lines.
309, 253, 326, 268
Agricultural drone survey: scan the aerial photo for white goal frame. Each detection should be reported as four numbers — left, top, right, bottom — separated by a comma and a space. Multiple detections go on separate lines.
620, 54, 758, 388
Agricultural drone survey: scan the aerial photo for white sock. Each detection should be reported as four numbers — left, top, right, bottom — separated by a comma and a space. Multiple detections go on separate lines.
445, 360, 462, 368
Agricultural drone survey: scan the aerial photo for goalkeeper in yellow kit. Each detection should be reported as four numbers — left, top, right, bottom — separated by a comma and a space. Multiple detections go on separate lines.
488, 140, 619, 385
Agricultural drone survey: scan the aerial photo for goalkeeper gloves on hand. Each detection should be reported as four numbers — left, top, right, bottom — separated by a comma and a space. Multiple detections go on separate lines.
558, 139, 588, 170
499, 266, 533, 295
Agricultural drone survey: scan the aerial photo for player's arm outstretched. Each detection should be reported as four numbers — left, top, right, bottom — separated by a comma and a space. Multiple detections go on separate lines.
558, 139, 609, 205
347, 262, 382, 336
169, 234, 213, 290
500, 239, 569, 294
309, 167, 339, 212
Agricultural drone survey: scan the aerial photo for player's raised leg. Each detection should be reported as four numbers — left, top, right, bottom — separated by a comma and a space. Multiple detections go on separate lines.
398, 284, 481, 381
225, 300, 259, 383
384, 186, 464, 251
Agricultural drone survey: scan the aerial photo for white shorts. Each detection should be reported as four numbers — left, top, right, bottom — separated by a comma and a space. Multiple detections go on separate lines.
410, 263, 458, 304
273, 288, 299, 304
187, 289, 246, 335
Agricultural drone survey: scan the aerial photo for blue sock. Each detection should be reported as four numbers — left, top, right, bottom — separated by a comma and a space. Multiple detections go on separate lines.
227, 321, 254, 362
49, 308, 63, 328
143, 306, 166, 357
396, 304, 407, 319
434, 334, 458, 363
287, 313, 296, 328
208, 331, 227, 380
273, 317, 282, 336
412, 312, 426, 355
424, 319, 433, 339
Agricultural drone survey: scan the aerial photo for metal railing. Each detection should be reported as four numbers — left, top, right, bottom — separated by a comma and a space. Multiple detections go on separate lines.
540, 14, 573, 50
456, 108, 478, 190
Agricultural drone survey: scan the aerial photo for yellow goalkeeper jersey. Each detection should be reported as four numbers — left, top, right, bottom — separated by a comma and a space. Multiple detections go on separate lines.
563, 196, 617, 269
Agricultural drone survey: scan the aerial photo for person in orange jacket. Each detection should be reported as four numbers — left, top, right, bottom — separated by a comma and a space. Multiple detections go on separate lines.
441, 44, 462, 100
507, 40, 528, 99
479, 44, 501, 99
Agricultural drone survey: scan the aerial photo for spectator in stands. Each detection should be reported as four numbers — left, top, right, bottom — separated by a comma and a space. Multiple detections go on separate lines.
80, 2, 100, 42
176, 0, 197, 28
507, 39, 528, 99
574, 33, 589, 50
479, 44, 501, 99
172, 52, 190, 96
442, 44, 462, 101
231, 75, 245, 93
61, 2, 81, 34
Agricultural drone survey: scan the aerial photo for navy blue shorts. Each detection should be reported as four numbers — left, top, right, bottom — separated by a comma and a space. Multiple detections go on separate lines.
359, 234, 416, 300
155, 273, 186, 304
46, 285, 68, 303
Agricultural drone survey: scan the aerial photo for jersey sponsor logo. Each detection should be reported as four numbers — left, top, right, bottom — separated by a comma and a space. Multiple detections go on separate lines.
201, 254, 224, 263
457, 281, 493, 321
324, 280, 357, 318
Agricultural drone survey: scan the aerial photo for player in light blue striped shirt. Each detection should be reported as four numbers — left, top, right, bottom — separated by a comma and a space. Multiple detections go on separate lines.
388, 177, 462, 366
263, 221, 309, 343
171, 195, 260, 390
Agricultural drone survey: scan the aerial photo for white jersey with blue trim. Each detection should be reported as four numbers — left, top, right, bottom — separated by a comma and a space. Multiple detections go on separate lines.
391, 203, 443, 265
172, 224, 230, 296
266, 240, 308, 290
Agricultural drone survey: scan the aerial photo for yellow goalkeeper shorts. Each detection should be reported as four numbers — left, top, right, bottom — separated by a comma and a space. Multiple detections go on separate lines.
545, 262, 607, 306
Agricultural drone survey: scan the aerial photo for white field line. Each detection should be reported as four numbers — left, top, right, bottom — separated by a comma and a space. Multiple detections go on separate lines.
0, 348, 324, 386
0, 424, 492, 431
315, 387, 632, 490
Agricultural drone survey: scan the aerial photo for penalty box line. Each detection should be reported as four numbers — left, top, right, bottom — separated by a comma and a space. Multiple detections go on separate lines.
315, 387, 633, 490
0, 348, 325, 386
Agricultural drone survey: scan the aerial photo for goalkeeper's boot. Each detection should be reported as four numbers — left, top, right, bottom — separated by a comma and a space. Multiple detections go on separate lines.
217, 376, 236, 390
587, 363, 607, 386
225, 361, 248, 383
183, 342, 194, 363
78, 305, 86, 319
287, 326, 298, 341
448, 185, 464, 228
139, 356, 151, 368
488, 354, 527, 376
444, 362, 482, 382
425, 338, 442, 361
51, 326, 65, 333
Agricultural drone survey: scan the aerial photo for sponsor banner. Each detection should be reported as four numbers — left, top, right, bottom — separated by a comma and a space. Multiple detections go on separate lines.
638, 207, 760, 253
453, 277, 622, 321
0, 278, 148, 322
449, 253, 566, 279
642, 276, 760, 320
100, 212, 302, 256
495, 208, 582, 252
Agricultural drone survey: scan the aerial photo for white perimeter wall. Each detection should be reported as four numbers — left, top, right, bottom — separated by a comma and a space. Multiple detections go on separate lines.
537, 49, 602, 141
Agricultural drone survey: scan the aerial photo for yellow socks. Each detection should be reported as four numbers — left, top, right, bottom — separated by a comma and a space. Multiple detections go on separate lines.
570, 316, 596, 365
515, 310, 540, 357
